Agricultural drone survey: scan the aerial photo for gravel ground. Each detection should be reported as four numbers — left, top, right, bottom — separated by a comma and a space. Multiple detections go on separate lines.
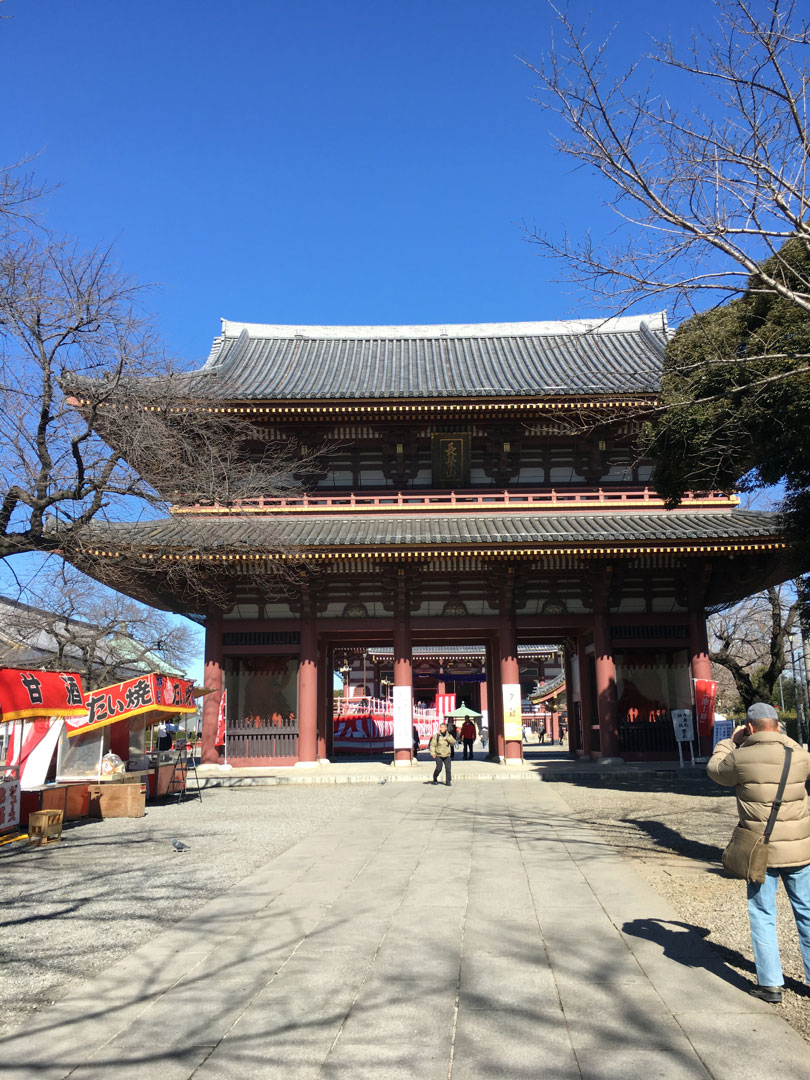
0, 785, 376, 1038
548, 776, 810, 1043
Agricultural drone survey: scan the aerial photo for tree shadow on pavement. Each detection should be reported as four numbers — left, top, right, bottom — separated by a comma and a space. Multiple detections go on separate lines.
623, 816, 725, 863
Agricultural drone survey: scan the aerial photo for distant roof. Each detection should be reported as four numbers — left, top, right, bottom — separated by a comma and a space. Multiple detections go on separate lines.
367, 645, 560, 659
0, 595, 185, 678
181, 313, 669, 401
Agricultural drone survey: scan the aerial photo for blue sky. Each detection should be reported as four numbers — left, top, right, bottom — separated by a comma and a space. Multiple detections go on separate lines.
1, 0, 720, 364
0, 0, 728, 682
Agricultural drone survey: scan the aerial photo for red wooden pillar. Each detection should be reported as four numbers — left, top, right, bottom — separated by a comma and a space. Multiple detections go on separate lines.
479, 674, 488, 741
393, 571, 413, 765
486, 640, 504, 761
296, 583, 318, 767
499, 575, 523, 763
576, 638, 593, 757
317, 639, 329, 761
563, 647, 576, 756
688, 577, 712, 681
201, 615, 223, 765
688, 573, 713, 753
592, 574, 620, 759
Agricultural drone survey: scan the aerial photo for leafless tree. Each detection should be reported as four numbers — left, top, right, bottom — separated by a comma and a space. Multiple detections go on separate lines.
0, 560, 196, 688
709, 584, 800, 709
0, 224, 303, 569
524, 1, 810, 321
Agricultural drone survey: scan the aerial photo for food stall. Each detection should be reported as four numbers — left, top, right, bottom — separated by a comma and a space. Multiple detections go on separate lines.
60, 672, 197, 815
1, 667, 87, 834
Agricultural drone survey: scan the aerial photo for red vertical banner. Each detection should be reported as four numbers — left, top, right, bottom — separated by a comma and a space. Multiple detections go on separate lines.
694, 679, 718, 737
215, 689, 227, 747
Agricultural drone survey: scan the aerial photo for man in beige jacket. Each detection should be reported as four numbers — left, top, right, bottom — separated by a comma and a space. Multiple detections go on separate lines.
429, 722, 456, 786
708, 702, 810, 1003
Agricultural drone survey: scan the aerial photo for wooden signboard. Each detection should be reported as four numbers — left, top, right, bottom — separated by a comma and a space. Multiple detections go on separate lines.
431, 433, 470, 488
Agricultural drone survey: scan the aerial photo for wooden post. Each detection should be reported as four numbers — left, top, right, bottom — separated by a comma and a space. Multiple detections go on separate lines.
296, 582, 318, 767
499, 575, 523, 764
688, 572, 713, 754
479, 674, 489, 745
592, 573, 620, 759
393, 570, 413, 765
487, 639, 504, 762
317, 638, 329, 762
201, 615, 223, 765
563, 647, 577, 756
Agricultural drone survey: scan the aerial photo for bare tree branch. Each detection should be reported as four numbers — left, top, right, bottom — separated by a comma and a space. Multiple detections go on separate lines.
523, 1, 810, 319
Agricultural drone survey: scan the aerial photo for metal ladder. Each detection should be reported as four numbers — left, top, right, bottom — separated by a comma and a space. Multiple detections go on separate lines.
165, 742, 203, 803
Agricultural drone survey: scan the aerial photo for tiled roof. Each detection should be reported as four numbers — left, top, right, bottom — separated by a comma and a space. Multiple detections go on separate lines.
178, 313, 669, 401
87, 508, 781, 552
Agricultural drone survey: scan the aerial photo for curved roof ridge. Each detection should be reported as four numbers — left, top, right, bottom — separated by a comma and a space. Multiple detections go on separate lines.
219, 313, 669, 341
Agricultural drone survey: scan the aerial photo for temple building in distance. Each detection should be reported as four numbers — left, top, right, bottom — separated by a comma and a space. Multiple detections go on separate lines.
73, 315, 791, 767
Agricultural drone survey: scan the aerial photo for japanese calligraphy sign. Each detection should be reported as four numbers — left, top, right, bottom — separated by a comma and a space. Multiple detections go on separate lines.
671, 709, 695, 743
65, 673, 196, 738
502, 683, 523, 741
0, 668, 86, 723
0, 777, 21, 834
430, 433, 471, 488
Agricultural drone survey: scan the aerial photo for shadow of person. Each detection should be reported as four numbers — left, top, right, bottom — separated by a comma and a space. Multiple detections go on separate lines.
622, 917, 754, 993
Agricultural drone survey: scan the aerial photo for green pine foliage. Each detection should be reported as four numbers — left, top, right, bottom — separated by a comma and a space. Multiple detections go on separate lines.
643, 238, 810, 534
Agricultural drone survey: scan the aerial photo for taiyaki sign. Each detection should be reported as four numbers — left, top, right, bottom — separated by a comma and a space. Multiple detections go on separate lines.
65, 673, 195, 737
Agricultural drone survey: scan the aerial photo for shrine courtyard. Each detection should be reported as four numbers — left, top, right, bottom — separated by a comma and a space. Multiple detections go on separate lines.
3, 776, 809, 1079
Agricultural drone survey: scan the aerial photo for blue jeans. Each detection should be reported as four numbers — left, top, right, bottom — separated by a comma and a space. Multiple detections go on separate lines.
747, 863, 810, 986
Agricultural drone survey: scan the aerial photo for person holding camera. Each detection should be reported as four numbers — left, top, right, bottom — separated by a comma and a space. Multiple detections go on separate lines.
429, 721, 456, 786
707, 702, 810, 1003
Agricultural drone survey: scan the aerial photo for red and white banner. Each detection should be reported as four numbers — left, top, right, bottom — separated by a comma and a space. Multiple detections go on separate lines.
215, 689, 227, 747
333, 713, 394, 754
66, 673, 196, 738
435, 693, 456, 718
414, 717, 441, 749
4, 718, 65, 788
694, 678, 718, 737
0, 668, 85, 723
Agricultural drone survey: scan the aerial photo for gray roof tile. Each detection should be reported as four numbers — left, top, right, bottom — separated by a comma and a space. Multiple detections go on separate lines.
90, 509, 781, 552
182, 315, 669, 401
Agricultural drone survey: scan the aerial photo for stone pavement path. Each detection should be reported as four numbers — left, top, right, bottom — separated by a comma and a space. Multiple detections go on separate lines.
4, 781, 809, 1079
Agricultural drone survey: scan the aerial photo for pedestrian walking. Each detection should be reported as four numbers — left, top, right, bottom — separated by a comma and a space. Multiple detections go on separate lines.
460, 718, 477, 760
480, 726, 488, 752
429, 721, 455, 786
412, 723, 420, 758
707, 702, 810, 1003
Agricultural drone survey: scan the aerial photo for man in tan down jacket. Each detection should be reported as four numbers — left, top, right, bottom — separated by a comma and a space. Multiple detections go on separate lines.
708, 702, 810, 1003
429, 722, 456, 787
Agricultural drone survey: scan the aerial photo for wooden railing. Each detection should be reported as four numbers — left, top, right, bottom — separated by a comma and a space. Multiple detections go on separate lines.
173, 488, 737, 516
334, 698, 439, 720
